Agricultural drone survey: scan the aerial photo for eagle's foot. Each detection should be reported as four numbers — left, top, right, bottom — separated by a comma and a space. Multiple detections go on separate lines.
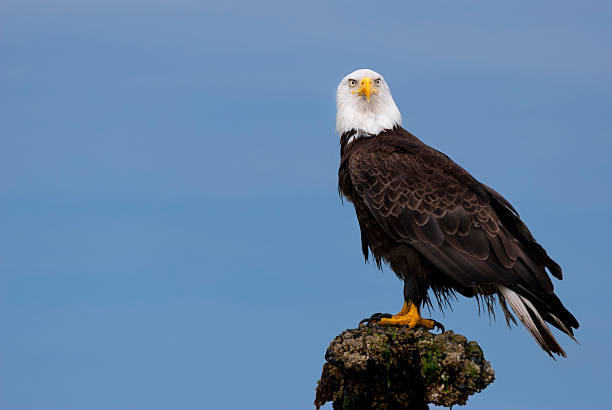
378, 315, 444, 332
360, 301, 445, 332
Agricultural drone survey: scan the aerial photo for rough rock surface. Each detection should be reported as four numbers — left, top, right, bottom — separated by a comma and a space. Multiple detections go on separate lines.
315, 325, 494, 409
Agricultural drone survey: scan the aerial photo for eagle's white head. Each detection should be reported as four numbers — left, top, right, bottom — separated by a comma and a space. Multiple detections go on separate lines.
336, 68, 402, 137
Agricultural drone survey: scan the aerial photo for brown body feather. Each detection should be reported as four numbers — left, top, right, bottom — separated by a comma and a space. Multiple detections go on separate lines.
338, 126, 578, 357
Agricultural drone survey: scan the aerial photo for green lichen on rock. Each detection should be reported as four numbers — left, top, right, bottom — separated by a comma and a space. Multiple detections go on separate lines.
415, 331, 494, 407
315, 326, 494, 409
421, 350, 441, 383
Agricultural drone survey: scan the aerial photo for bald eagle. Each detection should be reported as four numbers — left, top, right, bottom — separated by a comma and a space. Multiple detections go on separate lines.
337, 68, 578, 357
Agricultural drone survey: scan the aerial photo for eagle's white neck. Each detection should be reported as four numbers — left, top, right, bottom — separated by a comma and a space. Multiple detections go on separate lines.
335, 74, 402, 137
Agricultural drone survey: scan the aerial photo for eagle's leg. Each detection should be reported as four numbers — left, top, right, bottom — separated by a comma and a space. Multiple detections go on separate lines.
377, 276, 444, 331
359, 277, 444, 331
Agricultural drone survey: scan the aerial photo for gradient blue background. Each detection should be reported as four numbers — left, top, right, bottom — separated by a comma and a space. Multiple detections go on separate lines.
2, 1, 611, 409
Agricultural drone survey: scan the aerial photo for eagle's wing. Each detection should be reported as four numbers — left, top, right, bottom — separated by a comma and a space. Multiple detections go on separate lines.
349, 145, 548, 290
349, 142, 578, 356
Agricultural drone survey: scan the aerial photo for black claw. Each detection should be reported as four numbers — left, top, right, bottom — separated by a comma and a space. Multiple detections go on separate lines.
359, 312, 392, 326
432, 320, 445, 333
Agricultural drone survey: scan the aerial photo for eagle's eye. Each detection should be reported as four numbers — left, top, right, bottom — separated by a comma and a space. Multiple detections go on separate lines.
375, 78, 382, 86
348, 79, 357, 87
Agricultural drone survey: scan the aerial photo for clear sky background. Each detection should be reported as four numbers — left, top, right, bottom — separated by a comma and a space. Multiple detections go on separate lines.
2, 1, 611, 409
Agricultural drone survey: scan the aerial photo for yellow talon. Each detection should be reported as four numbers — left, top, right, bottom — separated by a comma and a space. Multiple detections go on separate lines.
378, 301, 436, 330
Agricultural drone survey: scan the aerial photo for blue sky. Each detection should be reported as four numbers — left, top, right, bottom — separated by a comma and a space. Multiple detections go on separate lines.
1, 1, 611, 409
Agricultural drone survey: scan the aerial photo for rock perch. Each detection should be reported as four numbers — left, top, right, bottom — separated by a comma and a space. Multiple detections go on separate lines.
315, 326, 494, 409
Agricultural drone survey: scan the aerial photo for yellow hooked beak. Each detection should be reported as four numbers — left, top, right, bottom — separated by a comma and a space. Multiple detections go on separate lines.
352, 77, 377, 101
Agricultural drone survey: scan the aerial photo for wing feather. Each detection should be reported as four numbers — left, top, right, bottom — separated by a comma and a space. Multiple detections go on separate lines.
348, 133, 561, 299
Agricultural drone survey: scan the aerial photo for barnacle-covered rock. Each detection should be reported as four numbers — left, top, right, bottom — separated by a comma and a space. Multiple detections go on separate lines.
315, 326, 494, 409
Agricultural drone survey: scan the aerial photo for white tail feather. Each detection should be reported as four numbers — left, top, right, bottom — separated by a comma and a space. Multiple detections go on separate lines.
497, 286, 565, 356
